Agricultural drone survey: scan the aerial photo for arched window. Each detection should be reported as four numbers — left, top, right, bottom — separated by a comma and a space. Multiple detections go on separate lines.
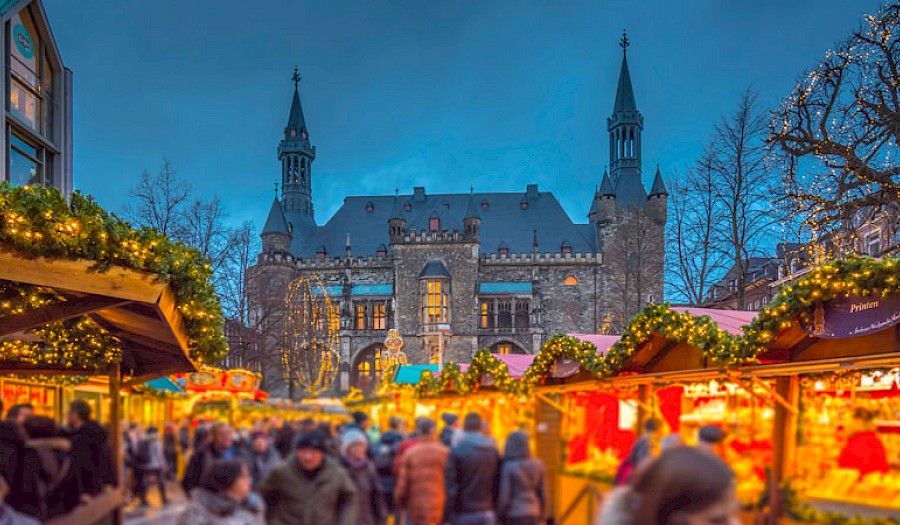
564, 275, 578, 286
497, 300, 512, 328
419, 260, 451, 330
429, 216, 440, 232
514, 300, 529, 328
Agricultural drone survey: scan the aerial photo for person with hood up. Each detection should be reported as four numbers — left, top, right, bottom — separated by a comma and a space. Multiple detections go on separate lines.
133, 425, 168, 507
248, 431, 280, 490
65, 399, 116, 499
444, 413, 501, 525
440, 413, 458, 448
395, 417, 449, 525
497, 431, 547, 525
595, 446, 740, 525
340, 429, 386, 525
176, 459, 264, 525
258, 429, 358, 525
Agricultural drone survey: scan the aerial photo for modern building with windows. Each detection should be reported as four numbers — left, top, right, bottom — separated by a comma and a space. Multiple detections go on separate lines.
1, 0, 72, 194
247, 39, 667, 395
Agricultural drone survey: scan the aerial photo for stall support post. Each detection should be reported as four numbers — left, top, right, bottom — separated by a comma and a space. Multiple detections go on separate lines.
637, 385, 651, 428
108, 362, 123, 525
769, 375, 799, 524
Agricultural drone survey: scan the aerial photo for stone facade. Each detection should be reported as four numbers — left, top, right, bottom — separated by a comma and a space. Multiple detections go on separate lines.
246, 42, 667, 397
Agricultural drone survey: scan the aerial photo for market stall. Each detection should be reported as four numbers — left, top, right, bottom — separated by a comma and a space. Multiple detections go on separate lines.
741, 257, 900, 523
175, 366, 269, 426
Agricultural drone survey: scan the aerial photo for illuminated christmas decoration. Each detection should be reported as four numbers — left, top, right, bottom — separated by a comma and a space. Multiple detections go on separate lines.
380, 329, 408, 371
282, 276, 340, 396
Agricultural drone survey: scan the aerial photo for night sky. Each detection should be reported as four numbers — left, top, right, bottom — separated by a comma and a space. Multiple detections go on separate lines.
43, 0, 882, 230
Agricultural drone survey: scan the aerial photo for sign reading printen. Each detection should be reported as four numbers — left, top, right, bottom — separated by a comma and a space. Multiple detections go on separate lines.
800, 291, 900, 339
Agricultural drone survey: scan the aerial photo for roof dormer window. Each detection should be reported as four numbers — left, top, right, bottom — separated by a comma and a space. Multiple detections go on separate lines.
498, 243, 509, 256
316, 246, 327, 262
429, 217, 440, 232
520, 200, 528, 209
376, 244, 387, 258
561, 240, 572, 254
403, 202, 411, 212
365, 201, 374, 212
481, 201, 489, 210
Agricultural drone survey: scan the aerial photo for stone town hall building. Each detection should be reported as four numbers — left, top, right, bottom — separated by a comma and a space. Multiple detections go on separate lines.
246, 39, 667, 395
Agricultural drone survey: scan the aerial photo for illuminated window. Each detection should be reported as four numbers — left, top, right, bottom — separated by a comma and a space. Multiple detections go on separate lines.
372, 302, 386, 330
480, 300, 495, 329
421, 279, 449, 326
495, 344, 512, 355
357, 361, 370, 374
373, 349, 383, 379
356, 303, 367, 330
429, 217, 440, 232
564, 275, 577, 286
429, 346, 441, 364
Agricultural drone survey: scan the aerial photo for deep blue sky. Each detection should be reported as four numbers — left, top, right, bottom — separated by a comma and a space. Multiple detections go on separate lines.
43, 0, 882, 229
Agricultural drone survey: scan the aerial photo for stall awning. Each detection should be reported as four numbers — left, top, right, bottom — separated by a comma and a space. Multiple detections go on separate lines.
394, 364, 440, 384
145, 377, 184, 394
568, 334, 620, 355
675, 307, 757, 335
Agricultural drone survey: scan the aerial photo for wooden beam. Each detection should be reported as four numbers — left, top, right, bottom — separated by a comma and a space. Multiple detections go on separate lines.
0, 295, 131, 337
0, 248, 165, 303
92, 308, 178, 346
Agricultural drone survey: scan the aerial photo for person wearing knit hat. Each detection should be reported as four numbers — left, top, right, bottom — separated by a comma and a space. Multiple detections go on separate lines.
249, 430, 280, 490
339, 429, 386, 525
259, 428, 358, 525
439, 413, 459, 448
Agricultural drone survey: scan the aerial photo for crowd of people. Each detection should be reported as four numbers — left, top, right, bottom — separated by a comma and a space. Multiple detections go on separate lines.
171, 410, 548, 525
0, 399, 116, 524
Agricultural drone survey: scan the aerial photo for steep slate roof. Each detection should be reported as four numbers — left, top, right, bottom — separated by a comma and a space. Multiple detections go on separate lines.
286, 86, 308, 136
612, 172, 648, 208
262, 197, 290, 235
292, 189, 597, 259
649, 166, 668, 196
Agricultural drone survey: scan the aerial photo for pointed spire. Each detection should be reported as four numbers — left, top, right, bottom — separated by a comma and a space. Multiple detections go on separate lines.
262, 197, 291, 235
285, 66, 308, 139
649, 165, 668, 197
389, 193, 405, 220
464, 190, 480, 220
613, 31, 638, 114
599, 168, 615, 197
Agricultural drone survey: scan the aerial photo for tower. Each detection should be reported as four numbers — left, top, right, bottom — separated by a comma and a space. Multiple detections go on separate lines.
261, 189, 292, 255
607, 31, 646, 208
647, 165, 669, 226
279, 67, 317, 238
462, 191, 481, 241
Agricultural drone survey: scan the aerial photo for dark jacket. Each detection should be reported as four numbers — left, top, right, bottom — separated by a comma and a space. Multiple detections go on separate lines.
444, 432, 500, 518
182, 444, 248, 495
16, 437, 78, 521
439, 426, 454, 448
0, 422, 27, 509
273, 425, 295, 459
497, 432, 547, 520
66, 421, 116, 496
340, 456, 386, 525
374, 430, 404, 493
258, 455, 358, 525
175, 488, 265, 525
249, 447, 281, 490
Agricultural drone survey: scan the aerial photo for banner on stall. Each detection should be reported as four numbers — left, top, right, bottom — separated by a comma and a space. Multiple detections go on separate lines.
800, 291, 900, 339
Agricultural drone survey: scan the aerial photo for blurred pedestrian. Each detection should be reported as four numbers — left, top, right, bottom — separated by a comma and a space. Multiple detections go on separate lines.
497, 431, 547, 525
340, 429, 386, 525
163, 425, 178, 480
374, 416, 405, 521
0, 400, 28, 510
697, 425, 727, 456
259, 430, 358, 525
273, 421, 296, 459
182, 422, 247, 496
395, 417, 448, 525
440, 413, 458, 448
65, 399, 116, 498
596, 446, 741, 525
248, 431, 280, 490
16, 416, 77, 520
133, 426, 168, 507
614, 418, 658, 486
176, 459, 264, 525
444, 413, 501, 525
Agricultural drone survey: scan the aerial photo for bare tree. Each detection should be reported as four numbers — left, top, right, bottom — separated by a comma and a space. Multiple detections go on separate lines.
124, 159, 190, 237
605, 213, 665, 329
282, 277, 340, 397
710, 89, 775, 309
771, 2, 900, 238
180, 196, 235, 278
666, 153, 730, 305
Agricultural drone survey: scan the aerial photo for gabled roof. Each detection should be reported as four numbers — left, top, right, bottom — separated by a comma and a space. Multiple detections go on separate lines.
613, 54, 638, 114
262, 198, 290, 236
649, 166, 668, 196
290, 189, 597, 259
599, 170, 615, 197
419, 259, 451, 278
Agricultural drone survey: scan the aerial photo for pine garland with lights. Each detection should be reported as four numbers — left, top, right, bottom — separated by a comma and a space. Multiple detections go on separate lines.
465, 349, 521, 394
0, 184, 227, 367
743, 256, 900, 353
520, 334, 602, 387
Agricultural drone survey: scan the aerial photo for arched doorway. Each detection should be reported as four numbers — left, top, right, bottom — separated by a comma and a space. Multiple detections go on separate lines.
491, 341, 526, 355
351, 344, 385, 391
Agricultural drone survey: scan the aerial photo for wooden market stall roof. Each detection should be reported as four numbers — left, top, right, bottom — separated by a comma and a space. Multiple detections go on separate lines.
0, 248, 196, 380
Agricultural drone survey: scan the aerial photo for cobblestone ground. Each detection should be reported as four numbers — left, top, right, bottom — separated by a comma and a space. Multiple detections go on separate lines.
122, 479, 186, 525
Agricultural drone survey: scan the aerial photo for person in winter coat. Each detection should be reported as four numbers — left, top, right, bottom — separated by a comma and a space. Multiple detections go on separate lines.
182, 423, 248, 495
439, 413, 458, 448
444, 413, 501, 525
248, 431, 280, 490
0, 476, 39, 525
176, 459, 264, 525
374, 416, 405, 521
498, 431, 547, 525
65, 399, 116, 498
258, 430, 358, 525
134, 426, 168, 506
15, 417, 78, 521
163, 425, 178, 480
0, 401, 28, 511
340, 429, 386, 525
596, 446, 740, 525
394, 417, 449, 525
